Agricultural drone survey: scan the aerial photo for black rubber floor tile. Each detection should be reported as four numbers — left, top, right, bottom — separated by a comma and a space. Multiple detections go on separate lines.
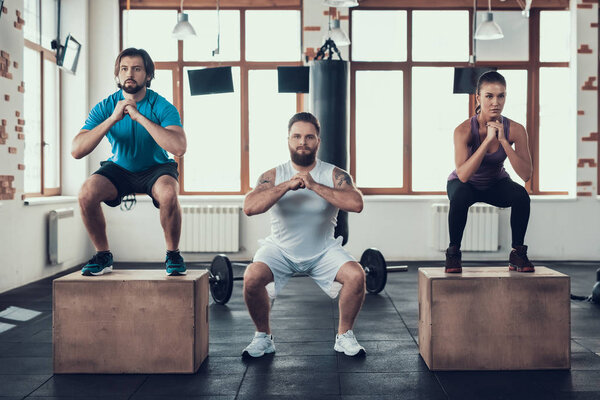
0, 374, 52, 397
533, 370, 600, 392
133, 373, 243, 397
0, 341, 52, 357
0, 357, 52, 374
339, 372, 445, 398
197, 356, 247, 375
270, 328, 335, 343
237, 396, 341, 400
342, 395, 444, 400
209, 341, 253, 357
238, 371, 339, 396
126, 396, 234, 400
274, 341, 337, 356
245, 355, 337, 375
270, 319, 335, 331
30, 374, 147, 398
573, 338, 600, 353
337, 352, 428, 373
572, 340, 592, 353
570, 352, 600, 370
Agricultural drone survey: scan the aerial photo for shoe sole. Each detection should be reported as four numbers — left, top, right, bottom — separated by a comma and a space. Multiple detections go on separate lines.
82, 265, 113, 276
334, 344, 366, 357
242, 348, 275, 359
445, 268, 462, 273
509, 264, 535, 273
166, 268, 187, 276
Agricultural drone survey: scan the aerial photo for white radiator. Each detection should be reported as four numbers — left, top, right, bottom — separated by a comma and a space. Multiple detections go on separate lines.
432, 203, 499, 252
48, 208, 76, 265
180, 205, 240, 252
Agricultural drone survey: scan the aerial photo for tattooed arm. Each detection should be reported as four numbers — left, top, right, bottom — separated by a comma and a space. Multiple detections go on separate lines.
243, 168, 304, 216
293, 167, 363, 213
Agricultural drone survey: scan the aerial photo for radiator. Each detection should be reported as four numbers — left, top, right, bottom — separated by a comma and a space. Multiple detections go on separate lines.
180, 205, 240, 252
432, 203, 499, 252
48, 208, 76, 265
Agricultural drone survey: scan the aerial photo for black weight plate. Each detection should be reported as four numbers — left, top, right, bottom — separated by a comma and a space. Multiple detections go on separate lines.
210, 254, 234, 305
360, 248, 387, 294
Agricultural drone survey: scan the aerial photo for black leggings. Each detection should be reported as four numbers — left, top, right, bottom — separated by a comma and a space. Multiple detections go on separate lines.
447, 178, 530, 249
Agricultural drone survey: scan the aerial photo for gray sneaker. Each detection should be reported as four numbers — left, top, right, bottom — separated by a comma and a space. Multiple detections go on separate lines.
242, 332, 275, 358
334, 330, 366, 356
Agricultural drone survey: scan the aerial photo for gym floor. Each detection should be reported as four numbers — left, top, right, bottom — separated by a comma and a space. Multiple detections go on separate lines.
0, 261, 599, 399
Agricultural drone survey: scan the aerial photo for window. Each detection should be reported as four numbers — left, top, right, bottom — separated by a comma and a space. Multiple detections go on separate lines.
350, 7, 573, 195
23, 0, 61, 197
122, 6, 302, 194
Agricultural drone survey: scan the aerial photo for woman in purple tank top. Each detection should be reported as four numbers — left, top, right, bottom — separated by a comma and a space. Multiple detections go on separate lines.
445, 71, 534, 274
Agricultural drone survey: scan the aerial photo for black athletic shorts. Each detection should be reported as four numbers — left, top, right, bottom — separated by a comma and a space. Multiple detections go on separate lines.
93, 161, 179, 209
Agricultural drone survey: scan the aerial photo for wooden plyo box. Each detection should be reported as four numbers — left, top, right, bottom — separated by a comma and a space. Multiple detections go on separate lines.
53, 270, 209, 374
418, 267, 570, 371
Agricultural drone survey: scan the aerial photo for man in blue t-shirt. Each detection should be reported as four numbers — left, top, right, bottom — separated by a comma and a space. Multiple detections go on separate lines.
72, 48, 187, 277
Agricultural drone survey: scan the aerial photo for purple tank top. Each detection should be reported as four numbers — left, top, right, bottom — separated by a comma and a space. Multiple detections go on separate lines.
448, 115, 511, 189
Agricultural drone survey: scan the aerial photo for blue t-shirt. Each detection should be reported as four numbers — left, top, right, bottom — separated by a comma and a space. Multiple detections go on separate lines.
82, 89, 182, 172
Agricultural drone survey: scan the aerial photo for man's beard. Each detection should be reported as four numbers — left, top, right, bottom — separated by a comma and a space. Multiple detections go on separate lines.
120, 80, 144, 94
290, 147, 316, 166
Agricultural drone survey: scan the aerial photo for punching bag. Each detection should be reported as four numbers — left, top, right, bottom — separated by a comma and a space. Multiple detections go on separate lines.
310, 60, 349, 246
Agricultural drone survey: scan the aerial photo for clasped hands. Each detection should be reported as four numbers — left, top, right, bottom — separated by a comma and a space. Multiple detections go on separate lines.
485, 119, 507, 144
110, 99, 142, 123
288, 172, 316, 191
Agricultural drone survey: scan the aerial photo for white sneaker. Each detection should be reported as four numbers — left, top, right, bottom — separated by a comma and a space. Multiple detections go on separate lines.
334, 330, 366, 356
242, 332, 276, 358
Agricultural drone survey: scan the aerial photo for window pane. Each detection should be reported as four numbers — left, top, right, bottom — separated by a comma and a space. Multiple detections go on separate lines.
152, 69, 174, 105
352, 11, 407, 62
43, 59, 60, 189
122, 10, 178, 61
248, 70, 296, 187
24, 0, 41, 44
183, 10, 240, 62
246, 11, 301, 62
412, 11, 468, 62
496, 69, 527, 187
41, 0, 57, 50
412, 68, 467, 192
355, 70, 403, 188
540, 11, 570, 62
539, 68, 573, 191
183, 67, 241, 192
23, 48, 42, 194
476, 11, 528, 61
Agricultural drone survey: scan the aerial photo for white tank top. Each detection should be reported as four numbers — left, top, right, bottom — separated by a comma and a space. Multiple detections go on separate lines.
262, 159, 342, 262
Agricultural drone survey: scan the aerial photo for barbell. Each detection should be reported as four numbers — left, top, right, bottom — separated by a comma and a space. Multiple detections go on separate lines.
206, 248, 403, 305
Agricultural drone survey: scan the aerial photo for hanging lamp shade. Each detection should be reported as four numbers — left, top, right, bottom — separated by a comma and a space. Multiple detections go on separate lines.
323, 0, 359, 7
474, 12, 504, 40
325, 19, 351, 46
172, 12, 197, 39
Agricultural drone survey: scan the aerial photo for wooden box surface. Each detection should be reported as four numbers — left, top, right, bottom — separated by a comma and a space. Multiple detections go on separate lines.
418, 267, 570, 371
53, 270, 209, 373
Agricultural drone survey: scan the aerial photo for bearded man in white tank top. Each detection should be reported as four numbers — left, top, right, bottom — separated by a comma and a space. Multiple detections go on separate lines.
241, 112, 367, 358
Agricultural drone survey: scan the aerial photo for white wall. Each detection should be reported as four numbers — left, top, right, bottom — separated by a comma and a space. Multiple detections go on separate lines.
0, 0, 92, 294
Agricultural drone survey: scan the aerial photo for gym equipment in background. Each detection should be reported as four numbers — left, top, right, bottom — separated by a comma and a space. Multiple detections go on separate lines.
204, 249, 406, 305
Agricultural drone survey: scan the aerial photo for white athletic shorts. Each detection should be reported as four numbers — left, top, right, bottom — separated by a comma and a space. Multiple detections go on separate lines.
253, 242, 356, 299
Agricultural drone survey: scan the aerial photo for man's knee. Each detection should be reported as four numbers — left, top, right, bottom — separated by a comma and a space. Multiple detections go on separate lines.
154, 181, 179, 209
79, 180, 103, 210
339, 262, 366, 290
244, 262, 272, 292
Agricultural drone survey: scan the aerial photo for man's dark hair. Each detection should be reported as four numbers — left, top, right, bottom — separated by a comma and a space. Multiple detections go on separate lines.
114, 48, 155, 88
288, 112, 320, 135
